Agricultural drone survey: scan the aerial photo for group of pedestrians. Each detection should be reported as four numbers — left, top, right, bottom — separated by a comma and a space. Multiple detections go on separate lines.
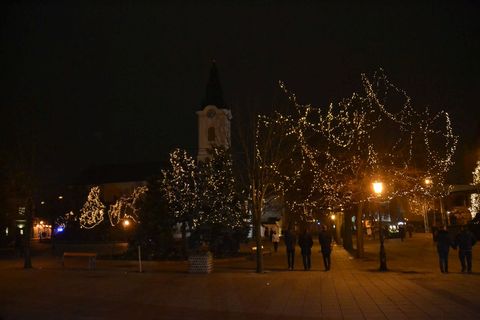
435, 225, 477, 273
283, 225, 333, 271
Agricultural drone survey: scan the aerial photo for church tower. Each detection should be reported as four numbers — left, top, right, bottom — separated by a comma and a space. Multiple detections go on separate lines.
197, 61, 232, 161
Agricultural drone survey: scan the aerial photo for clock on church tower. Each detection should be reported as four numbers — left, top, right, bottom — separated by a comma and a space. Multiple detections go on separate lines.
196, 61, 232, 161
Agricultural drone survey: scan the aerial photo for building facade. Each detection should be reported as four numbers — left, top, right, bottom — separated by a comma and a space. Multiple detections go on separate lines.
196, 61, 231, 161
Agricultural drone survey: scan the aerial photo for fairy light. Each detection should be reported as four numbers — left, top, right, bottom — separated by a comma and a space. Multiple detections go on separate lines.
79, 186, 106, 229
108, 186, 148, 226
162, 149, 199, 226
470, 160, 480, 217
198, 146, 244, 228
162, 147, 245, 231
275, 69, 457, 215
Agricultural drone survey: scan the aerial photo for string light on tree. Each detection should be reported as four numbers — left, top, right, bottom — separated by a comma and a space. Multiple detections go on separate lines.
162, 148, 199, 233
276, 69, 457, 215
470, 160, 480, 217
198, 146, 244, 229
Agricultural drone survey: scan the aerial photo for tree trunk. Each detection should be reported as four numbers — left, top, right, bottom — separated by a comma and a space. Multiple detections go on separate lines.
440, 197, 446, 226
23, 197, 33, 269
181, 222, 188, 259
343, 208, 353, 251
356, 202, 364, 258
254, 206, 264, 273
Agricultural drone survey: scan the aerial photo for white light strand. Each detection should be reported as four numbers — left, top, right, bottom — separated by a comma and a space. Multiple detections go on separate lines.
276, 69, 457, 214
470, 160, 480, 217
108, 186, 148, 226
79, 186, 106, 229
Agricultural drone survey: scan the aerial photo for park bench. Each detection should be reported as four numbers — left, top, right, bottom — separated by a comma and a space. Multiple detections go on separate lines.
251, 245, 272, 257
62, 252, 97, 270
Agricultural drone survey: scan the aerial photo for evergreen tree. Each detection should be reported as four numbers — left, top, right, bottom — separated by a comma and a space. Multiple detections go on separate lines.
162, 149, 199, 256
134, 178, 175, 259
198, 147, 244, 229
197, 147, 246, 254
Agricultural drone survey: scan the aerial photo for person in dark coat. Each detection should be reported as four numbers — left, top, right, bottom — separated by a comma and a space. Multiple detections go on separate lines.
453, 225, 477, 273
318, 225, 333, 271
406, 223, 414, 238
14, 233, 24, 257
399, 224, 406, 242
435, 226, 451, 273
298, 227, 313, 271
283, 227, 296, 270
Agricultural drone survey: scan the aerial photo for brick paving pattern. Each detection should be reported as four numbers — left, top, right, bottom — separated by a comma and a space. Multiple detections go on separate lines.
1, 233, 479, 319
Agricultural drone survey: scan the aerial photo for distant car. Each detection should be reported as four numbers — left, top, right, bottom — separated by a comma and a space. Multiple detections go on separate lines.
386, 224, 400, 238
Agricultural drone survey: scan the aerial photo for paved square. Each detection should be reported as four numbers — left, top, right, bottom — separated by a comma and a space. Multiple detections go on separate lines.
1, 233, 479, 319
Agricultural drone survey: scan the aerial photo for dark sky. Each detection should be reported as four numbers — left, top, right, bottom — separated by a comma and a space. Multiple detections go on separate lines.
1, 1, 479, 191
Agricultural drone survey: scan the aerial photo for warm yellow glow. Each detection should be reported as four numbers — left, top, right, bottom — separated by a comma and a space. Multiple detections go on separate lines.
40, 201, 45, 205
40, 221, 44, 225
330, 214, 336, 221
123, 219, 130, 227
424, 178, 432, 185
373, 181, 383, 195
58, 195, 63, 200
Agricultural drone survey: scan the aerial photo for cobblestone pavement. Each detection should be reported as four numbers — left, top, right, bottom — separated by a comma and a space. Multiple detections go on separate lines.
1, 233, 479, 319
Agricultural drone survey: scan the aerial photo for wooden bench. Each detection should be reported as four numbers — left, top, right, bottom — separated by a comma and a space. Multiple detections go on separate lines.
62, 252, 97, 270
251, 246, 272, 257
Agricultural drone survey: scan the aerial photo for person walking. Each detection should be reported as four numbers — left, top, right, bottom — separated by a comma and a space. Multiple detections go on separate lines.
453, 225, 477, 273
298, 227, 313, 271
272, 230, 280, 253
435, 226, 451, 273
283, 227, 296, 270
406, 223, 414, 238
399, 224, 406, 242
318, 225, 333, 271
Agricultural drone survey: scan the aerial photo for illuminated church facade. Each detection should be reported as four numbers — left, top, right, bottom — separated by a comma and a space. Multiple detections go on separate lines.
196, 61, 232, 161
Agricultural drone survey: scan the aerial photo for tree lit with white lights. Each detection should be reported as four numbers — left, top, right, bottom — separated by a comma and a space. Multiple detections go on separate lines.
162, 148, 199, 239
162, 147, 245, 253
279, 69, 457, 213
198, 146, 243, 229
470, 160, 480, 217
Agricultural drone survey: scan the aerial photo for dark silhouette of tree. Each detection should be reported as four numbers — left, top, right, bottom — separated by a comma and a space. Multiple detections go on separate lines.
134, 178, 175, 259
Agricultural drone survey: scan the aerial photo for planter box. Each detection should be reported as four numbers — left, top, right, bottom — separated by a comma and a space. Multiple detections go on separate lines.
188, 252, 213, 273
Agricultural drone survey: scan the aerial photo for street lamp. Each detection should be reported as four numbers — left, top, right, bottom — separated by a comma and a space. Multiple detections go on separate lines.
373, 181, 387, 271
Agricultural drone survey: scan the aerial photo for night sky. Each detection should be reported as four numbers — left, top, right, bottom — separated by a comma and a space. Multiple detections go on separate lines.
1, 1, 479, 192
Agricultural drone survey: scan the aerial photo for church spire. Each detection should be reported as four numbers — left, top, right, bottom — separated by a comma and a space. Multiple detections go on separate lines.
201, 60, 226, 109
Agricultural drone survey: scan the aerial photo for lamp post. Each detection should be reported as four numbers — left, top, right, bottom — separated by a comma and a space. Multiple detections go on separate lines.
373, 181, 387, 271
424, 177, 437, 231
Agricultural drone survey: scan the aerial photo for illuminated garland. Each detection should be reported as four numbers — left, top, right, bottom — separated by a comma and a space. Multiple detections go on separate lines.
108, 186, 148, 226
79, 186, 106, 229
198, 146, 244, 229
251, 112, 303, 220
470, 160, 480, 217
162, 147, 245, 230
162, 149, 200, 225
59, 186, 149, 230
54, 211, 76, 231
275, 69, 457, 215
